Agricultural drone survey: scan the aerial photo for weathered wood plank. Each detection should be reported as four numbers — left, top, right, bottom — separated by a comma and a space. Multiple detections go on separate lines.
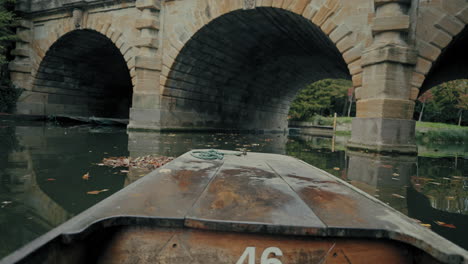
186, 154, 326, 233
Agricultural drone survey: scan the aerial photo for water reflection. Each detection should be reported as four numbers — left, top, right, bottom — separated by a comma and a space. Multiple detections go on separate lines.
0, 122, 466, 259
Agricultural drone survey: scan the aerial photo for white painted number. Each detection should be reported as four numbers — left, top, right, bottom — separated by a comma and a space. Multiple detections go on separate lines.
261, 247, 283, 264
236, 247, 283, 264
236, 247, 255, 264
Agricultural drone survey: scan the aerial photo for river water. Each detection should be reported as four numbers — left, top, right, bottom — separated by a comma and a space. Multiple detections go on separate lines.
0, 121, 466, 259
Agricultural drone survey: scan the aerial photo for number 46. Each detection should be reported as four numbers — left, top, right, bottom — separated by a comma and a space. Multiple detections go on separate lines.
236, 247, 283, 264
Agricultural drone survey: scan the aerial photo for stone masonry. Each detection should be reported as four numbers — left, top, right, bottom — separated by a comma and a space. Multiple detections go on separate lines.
9, 0, 468, 153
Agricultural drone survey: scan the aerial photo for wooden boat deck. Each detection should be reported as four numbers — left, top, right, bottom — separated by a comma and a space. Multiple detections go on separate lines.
2, 150, 467, 264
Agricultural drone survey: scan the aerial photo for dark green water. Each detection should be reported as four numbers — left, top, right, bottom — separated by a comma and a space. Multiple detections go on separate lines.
0, 121, 466, 259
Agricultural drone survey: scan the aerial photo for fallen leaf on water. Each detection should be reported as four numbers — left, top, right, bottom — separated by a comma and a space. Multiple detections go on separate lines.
46, 178, 56, 181
82, 172, 90, 180
392, 194, 405, 199
392, 173, 400, 176
434, 221, 456, 229
87, 189, 109, 195
381, 164, 393, 168
420, 223, 431, 228
333, 167, 340, 171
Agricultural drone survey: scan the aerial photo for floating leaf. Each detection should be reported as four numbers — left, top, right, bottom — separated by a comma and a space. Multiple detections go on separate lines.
392, 194, 405, 199
333, 167, 340, 171
82, 172, 90, 180
392, 173, 400, 176
46, 178, 56, 181
420, 223, 431, 228
87, 189, 109, 195
434, 221, 456, 229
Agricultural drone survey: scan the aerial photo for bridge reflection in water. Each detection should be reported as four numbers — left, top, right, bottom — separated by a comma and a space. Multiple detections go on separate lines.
0, 123, 466, 259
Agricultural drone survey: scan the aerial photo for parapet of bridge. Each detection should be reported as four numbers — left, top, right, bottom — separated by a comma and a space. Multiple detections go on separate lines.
9, 0, 468, 154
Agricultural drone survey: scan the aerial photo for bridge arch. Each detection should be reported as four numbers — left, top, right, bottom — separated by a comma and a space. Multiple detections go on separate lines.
32, 28, 134, 118
160, 0, 364, 130
411, 2, 467, 96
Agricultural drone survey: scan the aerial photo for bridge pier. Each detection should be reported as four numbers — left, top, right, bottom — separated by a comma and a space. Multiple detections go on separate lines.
348, 0, 418, 154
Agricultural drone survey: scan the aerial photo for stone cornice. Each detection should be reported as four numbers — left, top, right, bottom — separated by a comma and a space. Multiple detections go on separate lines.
18, 0, 136, 18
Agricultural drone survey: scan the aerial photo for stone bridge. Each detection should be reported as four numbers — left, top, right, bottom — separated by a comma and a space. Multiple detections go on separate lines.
10, 0, 468, 153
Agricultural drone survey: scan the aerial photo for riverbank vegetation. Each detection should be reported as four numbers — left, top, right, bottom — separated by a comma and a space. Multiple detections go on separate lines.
0, 0, 22, 113
289, 79, 355, 121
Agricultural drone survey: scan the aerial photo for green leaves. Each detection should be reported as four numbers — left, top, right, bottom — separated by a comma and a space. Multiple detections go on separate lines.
415, 79, 467, 125
0, 0, 16, 65
289, 79, 352, 121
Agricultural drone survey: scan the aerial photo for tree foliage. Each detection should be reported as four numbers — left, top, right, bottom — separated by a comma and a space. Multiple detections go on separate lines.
0, 0, 16, 66
289, 79, 353, 121
414, 79, 467, 126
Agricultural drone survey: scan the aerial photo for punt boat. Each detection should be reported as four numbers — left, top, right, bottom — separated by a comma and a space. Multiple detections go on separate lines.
1, 150, 467, 264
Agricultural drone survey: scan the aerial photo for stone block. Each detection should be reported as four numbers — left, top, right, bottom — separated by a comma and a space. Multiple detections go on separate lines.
362, 45, 417, 67
352, 73, 362, 87
136, 18, 160, 30
409, 87, 420, 100
302, 4, 317, 19
356, 98, 414, 119
348, 117, 417, 154
372, 15, 410, 33
9, 61, 31, 73
128, 107, 162, 131
321, 19, 337, 35
430, 29, 452, 49
329, 24, 352, 44
289, 0, 310, 14
414, 57, 432, 75
435, 14, 465, 36
342, 44, 362, 64
311, 1, 337, 27
18, 20, 32, 29
11, 48, 29, 57
411, 72, 425, 88
336, 35, 355, 53
134, 37, 159, 49
135, 55, 162, 71
348, 59, 362, 75
354, 87, 362, 100
417, 41, 441, 61
455, 6, 468, 24
17, 30, 31, 43
136, 0, 161, 11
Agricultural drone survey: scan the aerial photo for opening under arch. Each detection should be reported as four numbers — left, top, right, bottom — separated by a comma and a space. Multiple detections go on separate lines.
34, 29, 133, 118
420, 25, 468, 94
162, 7, 351, 131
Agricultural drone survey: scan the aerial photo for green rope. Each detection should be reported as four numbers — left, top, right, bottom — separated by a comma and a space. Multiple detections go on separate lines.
190, 149, 244, 160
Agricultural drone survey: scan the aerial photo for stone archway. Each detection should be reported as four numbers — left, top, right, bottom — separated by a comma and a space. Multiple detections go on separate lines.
32, 29, 133, 118
159, 0, 367, 131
